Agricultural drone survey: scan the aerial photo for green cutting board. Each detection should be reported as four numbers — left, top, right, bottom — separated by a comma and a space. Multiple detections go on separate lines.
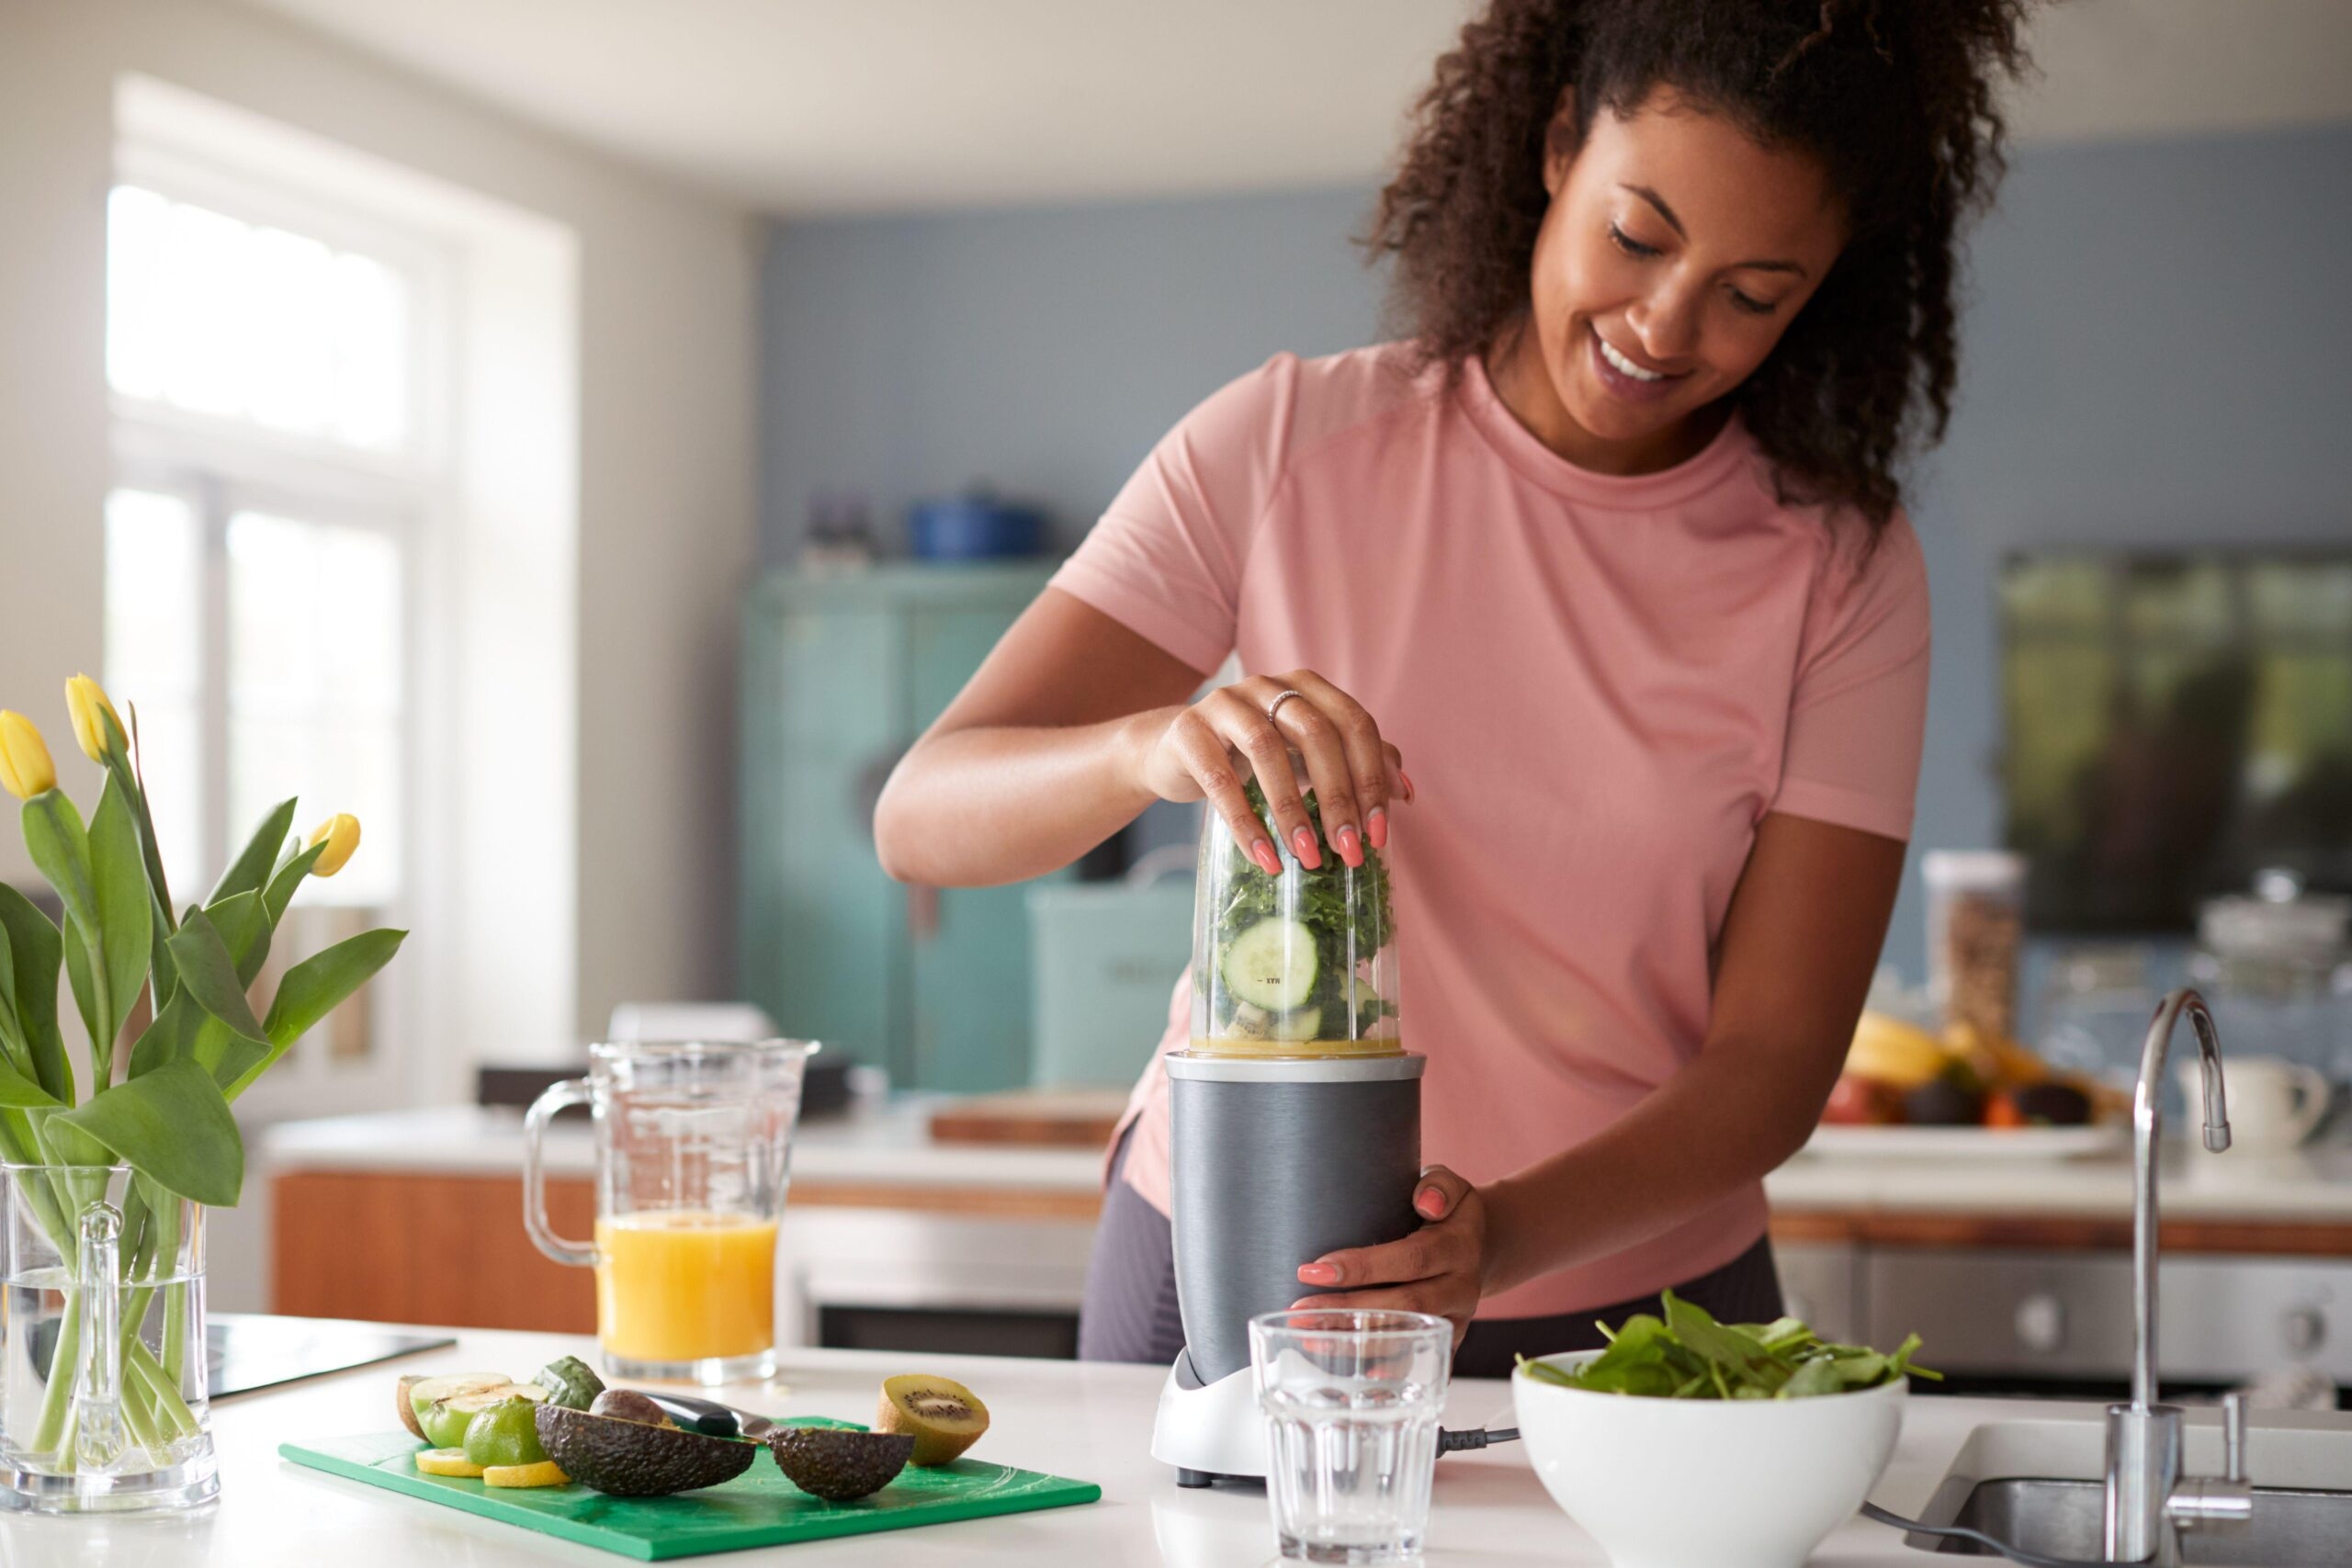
280, 1420, 1101, 1560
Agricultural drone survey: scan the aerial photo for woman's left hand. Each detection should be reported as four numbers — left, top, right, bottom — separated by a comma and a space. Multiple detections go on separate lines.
1289, 1167, 1488, 1346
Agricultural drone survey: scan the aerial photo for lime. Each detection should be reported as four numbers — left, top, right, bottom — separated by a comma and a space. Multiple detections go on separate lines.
463, 1398, 549, 1470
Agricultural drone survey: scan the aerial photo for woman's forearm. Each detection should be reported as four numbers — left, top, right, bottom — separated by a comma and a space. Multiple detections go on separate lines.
874, 708, 1177, 886
1480, 1035, 1826, 1299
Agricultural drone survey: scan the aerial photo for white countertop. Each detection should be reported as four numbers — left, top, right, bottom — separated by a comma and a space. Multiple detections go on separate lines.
261, 1100, 2352, 1224
263, 1100, 1109, 1195
20, 1326, 2346, 1565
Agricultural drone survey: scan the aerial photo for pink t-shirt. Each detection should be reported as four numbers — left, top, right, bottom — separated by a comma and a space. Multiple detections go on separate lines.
1051, 344, 1930, 1319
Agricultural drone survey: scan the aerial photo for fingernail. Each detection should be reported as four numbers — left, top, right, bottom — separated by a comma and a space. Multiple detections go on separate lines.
1366, 807, 1388, 850
1250, 839, 1282, 877
1291, 826, 1322, 870
1333, 823, 1363, 867
1416, 1188, 1444, 1216
1296, 1263, 1339, 1286
1400, 770, 1417, 804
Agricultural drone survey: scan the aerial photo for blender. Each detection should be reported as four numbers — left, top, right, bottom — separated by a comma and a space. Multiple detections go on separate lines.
1149, 796, 1426, 1486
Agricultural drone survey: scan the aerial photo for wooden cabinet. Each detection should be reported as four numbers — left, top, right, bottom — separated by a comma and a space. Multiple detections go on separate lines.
739, 564, 1069, 1091
273, 1171, 596, 1331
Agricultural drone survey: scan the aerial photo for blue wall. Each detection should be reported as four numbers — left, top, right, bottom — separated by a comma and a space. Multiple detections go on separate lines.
760, 125, 2352, 980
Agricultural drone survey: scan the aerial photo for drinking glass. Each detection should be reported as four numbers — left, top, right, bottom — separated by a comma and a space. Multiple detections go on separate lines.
1250, 1309, 1450, 1564
0, 1164, 216, 1513
524, 1039, 816, 1384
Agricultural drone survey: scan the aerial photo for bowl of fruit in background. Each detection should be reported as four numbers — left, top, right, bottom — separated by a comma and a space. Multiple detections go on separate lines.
1804, 1012, 2127, 1158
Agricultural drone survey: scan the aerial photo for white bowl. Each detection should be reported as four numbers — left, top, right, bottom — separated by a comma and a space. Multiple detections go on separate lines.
1512, 1349, 1906, 1568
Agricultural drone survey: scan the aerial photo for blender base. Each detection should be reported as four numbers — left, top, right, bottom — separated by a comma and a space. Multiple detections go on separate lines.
1150, 1348, 1267, 1485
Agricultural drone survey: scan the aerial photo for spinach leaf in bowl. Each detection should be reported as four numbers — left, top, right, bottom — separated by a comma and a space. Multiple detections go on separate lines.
1517, 1291, 1939, 1400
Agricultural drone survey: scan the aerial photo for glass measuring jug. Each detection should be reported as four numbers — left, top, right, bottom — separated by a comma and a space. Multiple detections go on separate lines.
523, 1039, 817, 1384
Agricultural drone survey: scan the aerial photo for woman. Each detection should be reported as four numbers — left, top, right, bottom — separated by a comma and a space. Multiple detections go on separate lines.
875, 0, 2030, 1376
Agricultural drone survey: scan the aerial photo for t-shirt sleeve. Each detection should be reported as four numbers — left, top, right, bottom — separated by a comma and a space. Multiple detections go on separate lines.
1769, 512, 1932, 841
1047, 355, 1301, 675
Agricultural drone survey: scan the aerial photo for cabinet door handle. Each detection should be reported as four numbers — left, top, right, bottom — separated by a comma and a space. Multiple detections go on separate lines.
908, 883, 940, 941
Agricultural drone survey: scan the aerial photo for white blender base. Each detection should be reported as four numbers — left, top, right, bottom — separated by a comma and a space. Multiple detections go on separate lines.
1150, 1350, 1266, 1485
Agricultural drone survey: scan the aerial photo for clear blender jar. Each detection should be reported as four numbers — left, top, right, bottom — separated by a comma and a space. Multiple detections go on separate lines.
1190, 786, 1400, 1058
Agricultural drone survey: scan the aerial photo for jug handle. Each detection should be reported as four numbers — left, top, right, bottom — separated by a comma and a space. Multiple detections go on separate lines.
74, 1200, 127, 1472
523, 1077, 598, 1268
2286, 1063, 2331, 1145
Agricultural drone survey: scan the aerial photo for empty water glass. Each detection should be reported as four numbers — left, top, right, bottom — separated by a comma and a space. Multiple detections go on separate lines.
1249, 1309, 1451, 1564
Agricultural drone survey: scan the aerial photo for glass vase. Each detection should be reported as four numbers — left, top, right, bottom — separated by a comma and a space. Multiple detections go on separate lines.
0, 1164, 216, 1513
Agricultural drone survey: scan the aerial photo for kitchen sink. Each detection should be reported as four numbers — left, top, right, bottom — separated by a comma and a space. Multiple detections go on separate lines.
1917, 1476, 2352, 1563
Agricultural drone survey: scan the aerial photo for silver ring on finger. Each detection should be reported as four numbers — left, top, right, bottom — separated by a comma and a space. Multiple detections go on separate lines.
1265, 688, 1307, 728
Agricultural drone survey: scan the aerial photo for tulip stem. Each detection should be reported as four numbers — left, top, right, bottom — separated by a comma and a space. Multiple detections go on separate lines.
120, 705, 176, 936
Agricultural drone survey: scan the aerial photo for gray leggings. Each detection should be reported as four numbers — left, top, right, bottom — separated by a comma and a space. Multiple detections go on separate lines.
1078, 1132, 1783, 1380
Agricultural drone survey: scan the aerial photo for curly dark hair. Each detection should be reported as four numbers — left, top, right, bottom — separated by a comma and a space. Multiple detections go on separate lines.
1365, 0, 2032, 527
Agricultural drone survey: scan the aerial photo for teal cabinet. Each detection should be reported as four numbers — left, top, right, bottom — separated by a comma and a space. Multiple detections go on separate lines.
740, 563, 1067, 1091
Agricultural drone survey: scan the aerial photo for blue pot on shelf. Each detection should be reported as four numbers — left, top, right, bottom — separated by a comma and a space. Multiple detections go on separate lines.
908, 495, 1046, 561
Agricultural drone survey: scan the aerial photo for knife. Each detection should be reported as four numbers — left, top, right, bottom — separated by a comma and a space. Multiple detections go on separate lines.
637, 1390, 779, 1440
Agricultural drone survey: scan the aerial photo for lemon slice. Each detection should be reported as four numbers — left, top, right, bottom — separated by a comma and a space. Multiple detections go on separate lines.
415, 1448, 485, 1478
483, 1460, 571, 1488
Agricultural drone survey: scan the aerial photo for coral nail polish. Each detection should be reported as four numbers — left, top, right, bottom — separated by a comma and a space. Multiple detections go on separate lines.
1333, 823, 1363, 868
1250, 839, 1282, 877
1365, 808, 1388, 850
1400, 770, 1417, 804
1291, 825, 1322, 870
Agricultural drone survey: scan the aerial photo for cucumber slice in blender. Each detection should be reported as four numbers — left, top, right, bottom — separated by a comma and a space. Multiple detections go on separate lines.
1266, 1004, 1324, 1042
1220, 917, 1318, 1011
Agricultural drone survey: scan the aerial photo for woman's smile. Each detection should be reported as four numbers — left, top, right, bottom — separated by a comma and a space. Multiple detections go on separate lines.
1587, 322, 1689, 403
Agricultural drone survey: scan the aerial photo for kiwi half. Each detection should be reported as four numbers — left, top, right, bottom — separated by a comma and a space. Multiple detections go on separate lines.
873, 1374, 989, 1467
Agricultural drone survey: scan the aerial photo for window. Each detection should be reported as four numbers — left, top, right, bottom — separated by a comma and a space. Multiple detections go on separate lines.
104, 173, 437, 1095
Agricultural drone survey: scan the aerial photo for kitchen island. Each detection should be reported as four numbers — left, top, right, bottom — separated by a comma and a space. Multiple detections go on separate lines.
21, 1326, 2350, 1564
262, 1103, 2352, 1389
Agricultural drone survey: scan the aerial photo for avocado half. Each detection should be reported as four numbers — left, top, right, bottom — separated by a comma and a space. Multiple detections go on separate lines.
534, 1404, 756, 1496
767, 1428, 914, 1502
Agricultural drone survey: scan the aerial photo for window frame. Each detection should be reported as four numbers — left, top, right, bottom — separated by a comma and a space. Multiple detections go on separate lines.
105, 147, 452, 1117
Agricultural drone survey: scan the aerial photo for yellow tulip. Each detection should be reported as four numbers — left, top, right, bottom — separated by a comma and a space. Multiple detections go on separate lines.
0, 711, 57, 800
308, 812, 361, 876
64, 673, 124, 764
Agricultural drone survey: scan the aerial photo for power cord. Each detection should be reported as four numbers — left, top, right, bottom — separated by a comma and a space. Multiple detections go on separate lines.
1435, 1426, 1519, 1454
1859, 1502, 2120, 1567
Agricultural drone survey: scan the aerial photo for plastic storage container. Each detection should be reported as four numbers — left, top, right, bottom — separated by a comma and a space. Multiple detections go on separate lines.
1923, 850, 2027, 1043
1190, 789, 1400, 1058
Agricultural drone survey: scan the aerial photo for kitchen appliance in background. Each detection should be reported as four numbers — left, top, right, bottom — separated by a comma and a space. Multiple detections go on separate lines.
1027, 846, 1195, 1089
1151, 797, 1421, 1485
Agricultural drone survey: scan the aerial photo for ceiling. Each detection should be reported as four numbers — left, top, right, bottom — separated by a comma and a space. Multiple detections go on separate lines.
233, 0, 2352, 217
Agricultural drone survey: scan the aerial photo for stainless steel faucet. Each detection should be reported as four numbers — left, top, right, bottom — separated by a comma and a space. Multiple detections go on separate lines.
2103, 987, 2254, 1563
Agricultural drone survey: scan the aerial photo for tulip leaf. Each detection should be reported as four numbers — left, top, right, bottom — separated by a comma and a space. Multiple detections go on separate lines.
90, 775, 152, 1066
164, 909, 270, 1049
0, 884, 71, 1104
63, 921, 100, 1078
20, 794, 97, 942
0, 1055, 61, 1108
37, 1111, 115, 1168
263, 840, 326, 928
149, 912, 177, 1012
204, 890, 270, 987
236, 928, 405, 1099
0, 921, 19, 1053
209, 797, 295, 908
53, 1058, 243, 1208
124, 987, 266, 1091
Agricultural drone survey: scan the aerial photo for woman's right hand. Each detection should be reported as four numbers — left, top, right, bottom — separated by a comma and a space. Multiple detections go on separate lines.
1125, 669, 1410, 875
